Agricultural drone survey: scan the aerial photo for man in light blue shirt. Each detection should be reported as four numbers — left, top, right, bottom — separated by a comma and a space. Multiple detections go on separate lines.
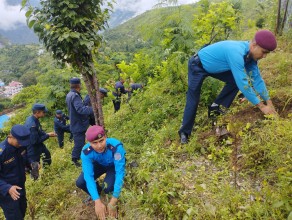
76, 125, 126, 220
179, 30, 278, 144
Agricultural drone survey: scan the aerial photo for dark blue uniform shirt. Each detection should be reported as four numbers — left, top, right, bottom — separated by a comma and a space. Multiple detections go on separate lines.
24, 115, 49, 164
113, 81, 127, 97
130, 83, 143, 91
66, 89, 93, 133
54, 115, 70, 132
0, 139, 27, 197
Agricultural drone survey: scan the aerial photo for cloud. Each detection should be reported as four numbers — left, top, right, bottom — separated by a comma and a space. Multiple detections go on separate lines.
0, 0, 197, 31
113, 0, 196, 15
0, 0, 27, 31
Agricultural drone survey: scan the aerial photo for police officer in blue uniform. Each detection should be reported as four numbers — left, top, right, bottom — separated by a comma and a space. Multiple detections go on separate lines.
66, 77, 93, 167
128, 83, 143, 100
112, 79, 128, 112
84, 88, 108, 126
0, 125, 31, 220
24, 104, 57, 172
54, 110, 73, 148
76, 125, 126, 220
179, 30, 278, 144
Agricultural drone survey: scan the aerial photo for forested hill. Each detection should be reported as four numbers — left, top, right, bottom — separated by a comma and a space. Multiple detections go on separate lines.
1, 0, 292, 219
102, 4, 197, 53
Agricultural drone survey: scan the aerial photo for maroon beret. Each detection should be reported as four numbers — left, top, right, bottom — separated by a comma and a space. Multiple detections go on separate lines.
255, 30, 277, 51
86, 125, 105, 141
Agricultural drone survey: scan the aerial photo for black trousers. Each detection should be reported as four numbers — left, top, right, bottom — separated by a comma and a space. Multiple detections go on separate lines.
0, 193, 27, 220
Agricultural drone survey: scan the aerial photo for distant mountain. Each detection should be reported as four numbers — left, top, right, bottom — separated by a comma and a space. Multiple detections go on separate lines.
108, 9, 136, 28
0, 0, 137, 45
0, 26, 39, 45
103, 4, 197, 52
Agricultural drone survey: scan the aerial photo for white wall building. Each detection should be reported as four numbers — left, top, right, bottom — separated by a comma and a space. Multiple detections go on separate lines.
4, 81, 23, 97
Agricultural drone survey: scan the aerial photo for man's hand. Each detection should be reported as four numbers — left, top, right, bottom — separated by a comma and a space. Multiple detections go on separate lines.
257, 102, 278, 116
95, 199, 107, 220
8, 185, 22, 200
31, 162, 40, 180
107, 197, 118, 218
47, 132, 57, 137
266, 99, 276, 111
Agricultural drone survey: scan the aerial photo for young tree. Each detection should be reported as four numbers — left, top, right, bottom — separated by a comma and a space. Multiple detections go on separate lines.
192, 0, 240, 48
22, 0, 114, 126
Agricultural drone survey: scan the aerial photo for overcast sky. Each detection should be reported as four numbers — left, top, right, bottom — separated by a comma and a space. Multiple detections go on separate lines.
0, 0, 27, 31
0, 0, 196, 31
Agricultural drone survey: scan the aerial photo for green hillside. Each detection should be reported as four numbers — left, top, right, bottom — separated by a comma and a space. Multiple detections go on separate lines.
103, 4, 197, 53
0, 0, 291, 219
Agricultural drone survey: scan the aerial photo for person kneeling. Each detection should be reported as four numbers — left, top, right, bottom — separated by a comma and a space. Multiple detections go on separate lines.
76, 125, 126, 220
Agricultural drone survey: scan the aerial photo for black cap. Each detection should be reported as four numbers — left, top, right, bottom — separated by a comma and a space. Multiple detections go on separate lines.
99, 88, 108, 97
11, 124, 31, 146
56, 110, 63, 115
70, 77, 81, 84
32, 103, 48, 112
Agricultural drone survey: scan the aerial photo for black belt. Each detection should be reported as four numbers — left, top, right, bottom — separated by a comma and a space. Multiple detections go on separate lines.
193, 54, 203, 69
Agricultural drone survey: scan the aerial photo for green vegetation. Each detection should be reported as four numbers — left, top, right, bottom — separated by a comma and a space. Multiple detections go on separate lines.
0, 98, 14, 112
0, 0, 292, 219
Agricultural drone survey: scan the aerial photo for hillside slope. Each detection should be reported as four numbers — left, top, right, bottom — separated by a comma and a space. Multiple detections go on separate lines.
0, 0, 291, 219
1, 36, 290, 219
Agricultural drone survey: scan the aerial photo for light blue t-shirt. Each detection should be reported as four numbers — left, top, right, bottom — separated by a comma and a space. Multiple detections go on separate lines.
198, 40, 269, 105
81, 138, 126, 200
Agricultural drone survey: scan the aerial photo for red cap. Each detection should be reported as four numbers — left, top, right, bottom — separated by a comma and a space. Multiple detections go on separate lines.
255, 30, 277, 51
86, 125, 105, 141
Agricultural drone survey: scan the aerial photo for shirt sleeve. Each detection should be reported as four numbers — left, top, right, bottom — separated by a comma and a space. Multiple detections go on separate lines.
54, 119, 68, 130
112, 145, 126, 198
226, 52, 261, 105
0, 156, 12, 196
0, 179, 11, 196
81, 150, 100, 200
72, 95, 93, 115
29, 126, 49, 145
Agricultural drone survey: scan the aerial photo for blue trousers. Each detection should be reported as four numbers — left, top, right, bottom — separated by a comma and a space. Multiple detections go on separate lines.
112, 99, 121, 112
76, 163, 115, 196
0, 193, 27, 220
179, 55, 239, 136
72, 131, 86, 160
56, 128, 73, 148
30, 144, 51, 166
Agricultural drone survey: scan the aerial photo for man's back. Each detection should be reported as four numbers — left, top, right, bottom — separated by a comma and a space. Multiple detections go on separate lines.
66, 90, 92, 133
198, 40, 249, 73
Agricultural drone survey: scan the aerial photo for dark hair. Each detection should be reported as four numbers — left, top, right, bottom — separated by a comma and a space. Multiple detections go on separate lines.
33, 109, 44, 114
70, 84, 80, 89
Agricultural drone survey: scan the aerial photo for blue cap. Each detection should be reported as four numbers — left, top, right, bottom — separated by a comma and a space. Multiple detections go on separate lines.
32, 103, 48, 112
100, 88, 108, 97
11, 124, 31, 146
56, 110, 63, 115
70, 77, 81, 84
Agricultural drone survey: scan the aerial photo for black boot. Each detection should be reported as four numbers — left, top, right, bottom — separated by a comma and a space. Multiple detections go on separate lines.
72, 158, 81, 167
179, 132, 188, 144
208, 105, 225, 119
30, 162, 39, 180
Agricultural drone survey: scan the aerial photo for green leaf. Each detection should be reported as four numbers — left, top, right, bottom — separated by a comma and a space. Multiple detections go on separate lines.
28, 20, 36, 29
272, 201, 284, 208
186, 207, 194, 216
21, 0, 27, 8
25, 9, 33, 18
288, 211, 292, 220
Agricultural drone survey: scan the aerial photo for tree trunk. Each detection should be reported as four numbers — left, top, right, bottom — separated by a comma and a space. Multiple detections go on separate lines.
275, 0, 282, 34
92, 71, 104, 127
280, 0, 290, 35
76, 55, 104, 128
